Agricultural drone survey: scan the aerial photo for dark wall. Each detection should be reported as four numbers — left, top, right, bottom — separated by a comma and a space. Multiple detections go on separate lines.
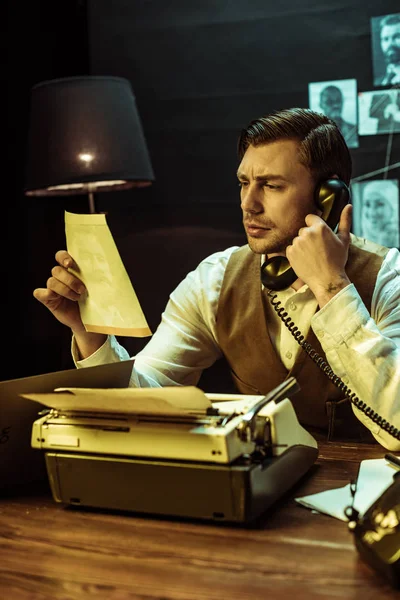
5, 1, 400, 389
5, 0, 90, 381
88, 0, 400, 206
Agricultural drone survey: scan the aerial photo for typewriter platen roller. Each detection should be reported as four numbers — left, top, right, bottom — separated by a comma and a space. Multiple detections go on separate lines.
31, 377, 318, 523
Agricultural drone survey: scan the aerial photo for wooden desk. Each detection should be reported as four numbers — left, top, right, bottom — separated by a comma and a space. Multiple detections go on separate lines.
0, 441, 397, 599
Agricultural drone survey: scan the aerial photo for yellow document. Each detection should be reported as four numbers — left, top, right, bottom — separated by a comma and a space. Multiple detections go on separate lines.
65, 211, 151, 337
21, 386, 211, 416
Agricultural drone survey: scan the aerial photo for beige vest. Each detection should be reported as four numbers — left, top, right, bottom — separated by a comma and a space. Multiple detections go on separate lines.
215, 240, 388, 442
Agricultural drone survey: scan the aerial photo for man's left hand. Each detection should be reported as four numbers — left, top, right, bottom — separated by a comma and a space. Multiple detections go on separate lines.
286, 204, 353, 307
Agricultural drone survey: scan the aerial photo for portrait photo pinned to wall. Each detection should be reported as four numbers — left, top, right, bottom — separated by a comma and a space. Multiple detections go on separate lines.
371, 13, 400, 86
308, 79, 358, 148
358, 89, 400, 135
351, 179, 399, 248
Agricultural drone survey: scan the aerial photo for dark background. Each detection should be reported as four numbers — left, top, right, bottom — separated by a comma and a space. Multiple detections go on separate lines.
5, 0, 400, 389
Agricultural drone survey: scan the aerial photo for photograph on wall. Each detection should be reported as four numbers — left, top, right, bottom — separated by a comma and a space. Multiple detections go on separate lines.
358, 89, 400, 135
308, 79, 358, 148
370, 13, 400, 86
351, 179, 399, 248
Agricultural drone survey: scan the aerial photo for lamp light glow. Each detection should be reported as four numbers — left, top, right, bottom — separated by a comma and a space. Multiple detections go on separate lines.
24, 76, 155, 210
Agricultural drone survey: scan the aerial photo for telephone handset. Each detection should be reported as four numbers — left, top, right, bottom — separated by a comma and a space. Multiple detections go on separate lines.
260, 178, 350, 291
261, 180, 400, 441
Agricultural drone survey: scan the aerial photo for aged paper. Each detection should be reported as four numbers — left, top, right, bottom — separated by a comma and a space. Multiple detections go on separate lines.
65, 211, 151, 337
21, 385, 211, 416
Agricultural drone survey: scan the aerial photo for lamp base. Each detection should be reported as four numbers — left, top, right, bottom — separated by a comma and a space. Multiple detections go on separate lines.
88, 191, 96, 213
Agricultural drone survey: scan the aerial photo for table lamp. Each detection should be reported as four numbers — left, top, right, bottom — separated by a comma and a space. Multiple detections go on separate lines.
24, 76, 155, 212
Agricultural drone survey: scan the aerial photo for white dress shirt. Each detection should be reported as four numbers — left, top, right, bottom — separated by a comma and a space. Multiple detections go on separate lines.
74, 239, 400, 450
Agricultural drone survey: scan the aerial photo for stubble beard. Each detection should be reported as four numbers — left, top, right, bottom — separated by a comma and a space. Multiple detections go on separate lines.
243, 196, 319, 255
246, 229, 297, 256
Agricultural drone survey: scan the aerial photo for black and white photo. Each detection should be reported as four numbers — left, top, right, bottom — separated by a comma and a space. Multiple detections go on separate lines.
371, 13, 400, 86
358, 89, 400, 135
308, 79, 358, 148
351, 179, 399, 248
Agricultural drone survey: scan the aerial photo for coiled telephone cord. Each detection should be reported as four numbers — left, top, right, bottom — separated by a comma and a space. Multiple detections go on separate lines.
268, 290, 400, 441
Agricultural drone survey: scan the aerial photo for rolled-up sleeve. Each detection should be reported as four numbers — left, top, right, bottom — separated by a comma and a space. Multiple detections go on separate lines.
73, 247, 238, 388
311, 248, 400, 450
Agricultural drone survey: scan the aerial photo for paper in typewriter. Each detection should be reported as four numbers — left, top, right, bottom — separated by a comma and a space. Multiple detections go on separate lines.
21, 386, 212, 416
65, 211, 151, 337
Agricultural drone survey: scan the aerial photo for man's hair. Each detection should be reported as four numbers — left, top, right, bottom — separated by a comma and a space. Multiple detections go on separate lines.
379, 14, 400, 30
237, 107, 352, 185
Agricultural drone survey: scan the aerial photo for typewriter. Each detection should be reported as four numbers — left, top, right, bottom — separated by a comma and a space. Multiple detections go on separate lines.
28, 376, 318, 523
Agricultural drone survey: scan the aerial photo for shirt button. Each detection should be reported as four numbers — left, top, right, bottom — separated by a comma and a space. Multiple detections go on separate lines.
342, 376, 349, 384
319, 331, 324, 338
289, 303, 297, 311
286, 351, 292, 360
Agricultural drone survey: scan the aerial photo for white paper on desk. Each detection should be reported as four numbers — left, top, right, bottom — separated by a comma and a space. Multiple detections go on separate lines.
295, 458, 398, 521
20, 386, 212, 416
65, 211, 151, 338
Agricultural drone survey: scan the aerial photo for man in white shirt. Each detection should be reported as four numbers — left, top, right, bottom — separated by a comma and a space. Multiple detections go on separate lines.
33, 107, 400, 450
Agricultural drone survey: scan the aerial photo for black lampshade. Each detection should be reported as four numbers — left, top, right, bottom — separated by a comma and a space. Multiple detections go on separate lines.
24, 76, 155, 196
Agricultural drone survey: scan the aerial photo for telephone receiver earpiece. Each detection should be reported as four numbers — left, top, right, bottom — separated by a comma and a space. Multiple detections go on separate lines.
261, 179, 350, 291
318, 178, 351, 229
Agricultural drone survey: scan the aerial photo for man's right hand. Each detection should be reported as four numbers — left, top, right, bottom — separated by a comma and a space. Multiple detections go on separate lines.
33, 250, 86, 333
33, 250, 107, 359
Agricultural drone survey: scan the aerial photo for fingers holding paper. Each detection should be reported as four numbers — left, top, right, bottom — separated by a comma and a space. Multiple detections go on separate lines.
34, 211, 152, 344
33, 250, 86, 333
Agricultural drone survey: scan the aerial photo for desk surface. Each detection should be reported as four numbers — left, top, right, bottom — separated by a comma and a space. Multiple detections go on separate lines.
0, 441, 397, 600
